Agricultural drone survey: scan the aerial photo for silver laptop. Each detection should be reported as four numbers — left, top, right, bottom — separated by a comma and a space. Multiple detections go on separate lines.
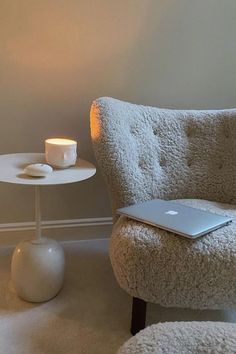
117, 199, 232, 239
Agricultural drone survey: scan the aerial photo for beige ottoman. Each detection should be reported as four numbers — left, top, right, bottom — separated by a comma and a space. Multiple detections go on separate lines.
118, 322, 236, 354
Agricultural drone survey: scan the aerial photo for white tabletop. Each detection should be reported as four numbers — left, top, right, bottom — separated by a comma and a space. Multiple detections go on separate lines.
0, 153, 96, 186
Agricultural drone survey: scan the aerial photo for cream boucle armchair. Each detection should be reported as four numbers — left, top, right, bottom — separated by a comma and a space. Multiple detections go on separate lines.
90, 97, 236, 335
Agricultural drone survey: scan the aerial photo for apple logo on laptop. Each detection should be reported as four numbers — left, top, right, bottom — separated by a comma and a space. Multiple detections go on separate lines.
165, 210, 178, 215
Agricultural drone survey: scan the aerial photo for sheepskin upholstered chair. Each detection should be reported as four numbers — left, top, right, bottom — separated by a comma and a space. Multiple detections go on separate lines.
90, 97, 236, 335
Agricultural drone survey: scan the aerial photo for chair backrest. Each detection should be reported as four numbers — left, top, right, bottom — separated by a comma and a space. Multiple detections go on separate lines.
90, 97, 236, 220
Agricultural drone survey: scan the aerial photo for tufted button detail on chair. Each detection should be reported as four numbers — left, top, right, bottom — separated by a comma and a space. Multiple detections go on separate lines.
130, 127, 138, 135
218, 162, 223, 170
187, 159, 193, 167
138, 160, 145, 169
186, 126, 194, 138
159, 158, 166, 167
153, 128, 158, 136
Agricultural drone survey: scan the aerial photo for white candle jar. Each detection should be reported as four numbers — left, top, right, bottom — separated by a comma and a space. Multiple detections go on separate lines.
45, 138, 77, 169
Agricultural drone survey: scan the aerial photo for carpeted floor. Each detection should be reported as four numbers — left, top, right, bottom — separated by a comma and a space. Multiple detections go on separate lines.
0, 238, 235, 354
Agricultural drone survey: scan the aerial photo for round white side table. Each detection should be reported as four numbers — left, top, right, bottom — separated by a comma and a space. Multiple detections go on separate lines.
0, 153, 96, 302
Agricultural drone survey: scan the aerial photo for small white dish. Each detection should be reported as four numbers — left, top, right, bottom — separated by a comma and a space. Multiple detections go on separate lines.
24, 163, 53, 177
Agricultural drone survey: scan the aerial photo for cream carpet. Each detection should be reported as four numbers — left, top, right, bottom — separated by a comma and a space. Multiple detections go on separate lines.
0, 238, 236, 354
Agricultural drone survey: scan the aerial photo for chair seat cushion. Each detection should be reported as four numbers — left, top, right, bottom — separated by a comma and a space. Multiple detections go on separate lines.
110, 199, 236, 309
117, 321, 236, 354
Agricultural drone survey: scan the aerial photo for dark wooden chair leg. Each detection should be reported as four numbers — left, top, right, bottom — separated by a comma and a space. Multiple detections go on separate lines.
130, 297, 147, 335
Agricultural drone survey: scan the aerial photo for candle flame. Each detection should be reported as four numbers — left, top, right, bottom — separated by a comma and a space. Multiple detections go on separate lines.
45, 138, 77, 145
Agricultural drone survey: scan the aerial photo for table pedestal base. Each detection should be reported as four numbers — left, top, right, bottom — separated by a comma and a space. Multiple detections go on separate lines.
11, 237, 65, 302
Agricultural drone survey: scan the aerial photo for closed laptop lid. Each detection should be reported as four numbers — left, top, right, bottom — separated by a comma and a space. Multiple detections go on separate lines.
117, 199, 232, 238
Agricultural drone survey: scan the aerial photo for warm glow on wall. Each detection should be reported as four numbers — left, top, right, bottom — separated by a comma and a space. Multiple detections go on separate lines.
90, 109, 101, 141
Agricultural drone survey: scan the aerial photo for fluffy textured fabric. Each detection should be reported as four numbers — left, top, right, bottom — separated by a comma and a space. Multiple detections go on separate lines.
90, 97, 236, 221
110, 199, 236, 308
90, 97, 236, 309
117, 321, 236, 354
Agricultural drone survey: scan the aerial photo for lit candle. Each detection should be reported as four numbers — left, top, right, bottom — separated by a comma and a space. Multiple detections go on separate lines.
45, 138, 77, 169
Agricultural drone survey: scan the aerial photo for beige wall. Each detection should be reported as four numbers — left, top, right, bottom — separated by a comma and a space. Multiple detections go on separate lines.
0, 0, 236, 223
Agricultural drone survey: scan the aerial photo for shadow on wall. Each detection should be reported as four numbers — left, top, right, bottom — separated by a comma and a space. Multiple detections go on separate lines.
117, 0, 236, 109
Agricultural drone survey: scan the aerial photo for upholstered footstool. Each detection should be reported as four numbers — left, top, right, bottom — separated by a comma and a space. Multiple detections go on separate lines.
117, 322, 236, 354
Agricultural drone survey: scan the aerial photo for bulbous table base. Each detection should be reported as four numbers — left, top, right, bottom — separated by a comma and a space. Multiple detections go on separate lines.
11, 237, 65, 302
